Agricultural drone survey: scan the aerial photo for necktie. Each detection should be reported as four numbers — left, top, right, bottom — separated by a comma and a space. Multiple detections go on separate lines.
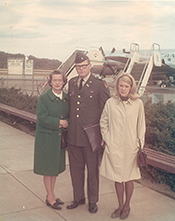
79, 78, 84, 91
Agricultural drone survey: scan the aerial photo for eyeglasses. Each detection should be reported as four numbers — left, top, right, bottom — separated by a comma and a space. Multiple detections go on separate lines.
75, 63, 89, 69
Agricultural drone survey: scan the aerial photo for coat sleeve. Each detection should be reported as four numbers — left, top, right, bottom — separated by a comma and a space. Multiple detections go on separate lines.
100, 100, 110, 144
99, 80, 110, 114
36, 95, 60, 130
137, 100, 146, 149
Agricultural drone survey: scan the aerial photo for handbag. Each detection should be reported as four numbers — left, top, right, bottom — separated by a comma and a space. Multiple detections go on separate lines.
137, 139, 147, 167
83, 123, 102, 152
61, 130, 68, 149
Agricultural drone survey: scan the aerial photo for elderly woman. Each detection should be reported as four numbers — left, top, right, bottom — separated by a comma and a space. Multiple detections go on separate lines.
34, 70, 69, 210
100, 73, 146, 219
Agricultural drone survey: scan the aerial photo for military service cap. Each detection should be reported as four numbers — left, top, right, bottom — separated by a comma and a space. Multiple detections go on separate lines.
75, 51, 89, 63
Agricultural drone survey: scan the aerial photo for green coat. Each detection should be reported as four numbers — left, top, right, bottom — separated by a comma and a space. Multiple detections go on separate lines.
34, 88, 69, 176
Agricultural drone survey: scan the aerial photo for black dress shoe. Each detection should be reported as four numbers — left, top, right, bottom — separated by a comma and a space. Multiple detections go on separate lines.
56, 198, 64, 205
88, 203, 98, 213
67, 199, 85, 209
46, 199, 62, 210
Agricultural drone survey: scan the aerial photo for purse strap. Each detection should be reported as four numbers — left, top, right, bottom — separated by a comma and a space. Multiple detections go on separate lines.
138, 138, 145, 151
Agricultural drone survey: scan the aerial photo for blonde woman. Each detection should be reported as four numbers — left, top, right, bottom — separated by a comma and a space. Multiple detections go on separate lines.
100, 73, 146, 219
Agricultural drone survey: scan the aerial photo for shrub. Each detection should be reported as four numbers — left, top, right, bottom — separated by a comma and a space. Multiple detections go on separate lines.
140, 166, 175, 192
143, 100, 175, 191
0, 87, 38, 114
145, 101, 175, 156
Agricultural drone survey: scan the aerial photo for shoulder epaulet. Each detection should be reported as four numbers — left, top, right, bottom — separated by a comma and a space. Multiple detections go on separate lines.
94, 75, 109, 88
94, 75, 103, 81
69, 76, 78, 83
70, 76, 77, 80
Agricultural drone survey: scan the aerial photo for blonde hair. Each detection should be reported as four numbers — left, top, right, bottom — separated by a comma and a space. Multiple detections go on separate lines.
114, 72, 140, 100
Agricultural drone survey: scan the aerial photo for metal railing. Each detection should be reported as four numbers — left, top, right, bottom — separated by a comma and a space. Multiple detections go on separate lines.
0, 69, 52, 96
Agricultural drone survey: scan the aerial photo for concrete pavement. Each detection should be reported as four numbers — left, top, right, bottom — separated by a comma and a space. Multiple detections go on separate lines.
0, 121, 175, 221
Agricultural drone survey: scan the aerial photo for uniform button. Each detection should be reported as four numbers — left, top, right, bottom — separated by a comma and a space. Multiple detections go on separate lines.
76, 115, 79, 117
77, 108, 79, 111
78, 95, 81, 98
90, 96, 92, 98
77, 101, 80, 104
58, 132, 61, 136
60, 115, 63, 118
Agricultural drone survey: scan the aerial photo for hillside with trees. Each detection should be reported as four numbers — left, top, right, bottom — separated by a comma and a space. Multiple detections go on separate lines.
0, 51, 62, 70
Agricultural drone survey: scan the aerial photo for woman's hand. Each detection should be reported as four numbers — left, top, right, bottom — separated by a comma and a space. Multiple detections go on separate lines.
101, 139, 105, 147
59, 119, 68, 128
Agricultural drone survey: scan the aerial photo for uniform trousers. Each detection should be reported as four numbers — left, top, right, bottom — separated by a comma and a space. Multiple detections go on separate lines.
68, 144, 99, 203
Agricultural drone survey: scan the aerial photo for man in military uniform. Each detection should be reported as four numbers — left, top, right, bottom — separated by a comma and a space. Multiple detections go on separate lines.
67, 52, 110, 213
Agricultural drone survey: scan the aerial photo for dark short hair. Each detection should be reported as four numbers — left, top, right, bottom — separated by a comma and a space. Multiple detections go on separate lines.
48, 70, 67, 87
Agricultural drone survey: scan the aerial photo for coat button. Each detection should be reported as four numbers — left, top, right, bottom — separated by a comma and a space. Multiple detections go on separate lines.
78, 95, 81, 98
60, 115, 63, 118
77, 108, 79, 111
76, 115, 79, 117
77, 101, 80, 104
58, 132, 61, 136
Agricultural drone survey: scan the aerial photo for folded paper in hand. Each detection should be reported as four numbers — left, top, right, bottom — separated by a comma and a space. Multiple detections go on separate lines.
61, 130, 67, 149
83, 123, 102, 152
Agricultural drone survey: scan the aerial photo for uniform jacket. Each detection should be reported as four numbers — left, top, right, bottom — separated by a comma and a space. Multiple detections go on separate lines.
67, 74, 110, 147
34, 88, 69, 176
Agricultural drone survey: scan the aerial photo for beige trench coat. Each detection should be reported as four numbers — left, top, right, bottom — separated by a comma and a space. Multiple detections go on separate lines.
100, 97, 146, 182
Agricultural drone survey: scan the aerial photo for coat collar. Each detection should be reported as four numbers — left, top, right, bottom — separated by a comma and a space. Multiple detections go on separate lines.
47, 88, 69, 101
116, 97, 133, 105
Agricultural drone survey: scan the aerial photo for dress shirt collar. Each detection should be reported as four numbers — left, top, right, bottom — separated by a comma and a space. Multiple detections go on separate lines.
78, 72, 91, 85
52, 90, 63, 99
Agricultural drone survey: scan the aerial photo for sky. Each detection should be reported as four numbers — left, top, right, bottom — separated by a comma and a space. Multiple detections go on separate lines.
1, 0, 175, 61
